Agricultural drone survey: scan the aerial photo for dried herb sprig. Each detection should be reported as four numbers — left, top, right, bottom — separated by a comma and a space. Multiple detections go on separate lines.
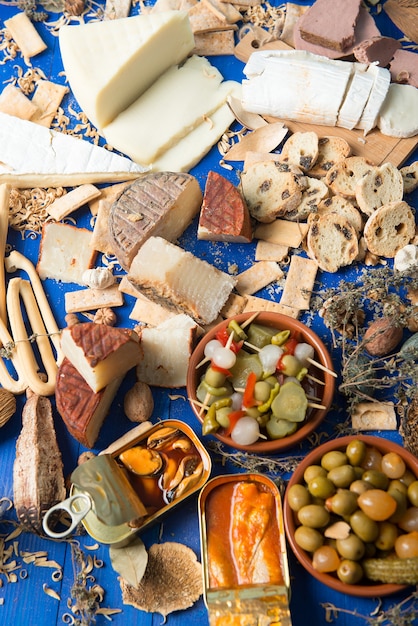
322, 587, 418, 625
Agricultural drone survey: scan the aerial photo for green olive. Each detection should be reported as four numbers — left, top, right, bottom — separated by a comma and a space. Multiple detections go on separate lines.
350, 479, 372, 496
345, 440, 367, 467
375, 521, 398, 551
297, 504, 330, 529
350, 510, 379, 543
329, 490, 358, 517
399, 469, 416, 487
327, 464, 357, 489
336, 534, 365, 561
279, 354, 303, 377
308, 475, 336, 499
304, 465, 327, 484
337, 559, 363, 585
321, 450, 348, 471
253, 380, 272, 404
361, 469, 389, 490
294, 525, 324, 552
407, 481, 418, 507
287, 484, 311, 512
387, 487, 408, 523
215, 406, 232, 429
389, 479, 408, 495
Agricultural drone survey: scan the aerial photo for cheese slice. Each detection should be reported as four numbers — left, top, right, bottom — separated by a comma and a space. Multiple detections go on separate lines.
242, 50, 352, 126
59, 10, 194, 130
337, 63, 374, 129
355, 64, 391, 134
0, 112, 145, 188
103, 55, 240, 165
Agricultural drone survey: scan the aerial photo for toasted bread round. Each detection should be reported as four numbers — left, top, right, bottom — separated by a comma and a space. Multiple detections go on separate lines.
355, 162, 404, 216
363, 200, 416, 258
286, 176, 329, 221
241, 161, 307, 223
313, 194, 363, 235
307, 213, 359, 273
325, 156, 376, 198
400, 161, 418, 195
280, 131, 319, 172
309, 136, 351, 178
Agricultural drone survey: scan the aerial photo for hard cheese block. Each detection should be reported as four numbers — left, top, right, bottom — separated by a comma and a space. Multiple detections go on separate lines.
59, 10, 194, 130
109, 171, 203, 270
103, 55, 240, 166
60, 322, 143, 393
0, 112, 145, 188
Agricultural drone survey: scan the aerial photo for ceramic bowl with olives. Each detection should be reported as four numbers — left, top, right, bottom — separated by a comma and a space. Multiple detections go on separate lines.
186, 311, 335, 453
284, 435, 418, 597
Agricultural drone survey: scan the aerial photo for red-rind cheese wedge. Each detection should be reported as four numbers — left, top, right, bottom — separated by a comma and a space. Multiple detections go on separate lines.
56, 357, 123, 448
60, 322, 143, 393
197, 170, 253, 243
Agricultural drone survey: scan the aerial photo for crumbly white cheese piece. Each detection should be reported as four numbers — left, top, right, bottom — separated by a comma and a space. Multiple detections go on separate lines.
59, 10, 194, 130
0, 112, 146, 188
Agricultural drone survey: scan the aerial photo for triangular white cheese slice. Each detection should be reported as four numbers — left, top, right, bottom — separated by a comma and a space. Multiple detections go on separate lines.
356, 64, 391, 135
59, 11, 194, 130
0, 112, 146, 188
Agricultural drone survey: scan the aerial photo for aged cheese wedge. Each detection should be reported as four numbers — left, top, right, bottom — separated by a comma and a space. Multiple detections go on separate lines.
135, 314, 198, 387
0, 112, 145, 188
242, 50, 353, 126
103, 55, 240, 165
127, 236, 237, 325
59, 10, 194, 130
197, 170, 252, 243
109, 171, 202, 270
56, 357, 123, 448
60, 322, 143, 393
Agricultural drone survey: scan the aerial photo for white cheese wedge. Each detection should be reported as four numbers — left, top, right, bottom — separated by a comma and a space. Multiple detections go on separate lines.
377, 83, 418, 138
337, 64, 374, 130
59, 10, 194, 130
0, 112, 145, 188
242, 50, 352, 126
355, 64, 391, 134
103, 56, 240, 166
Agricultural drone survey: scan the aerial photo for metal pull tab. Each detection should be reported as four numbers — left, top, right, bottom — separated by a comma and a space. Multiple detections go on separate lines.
42, 493, 92, 539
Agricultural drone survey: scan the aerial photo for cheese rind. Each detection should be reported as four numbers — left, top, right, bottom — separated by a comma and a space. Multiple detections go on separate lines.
59, 11, 194, 130
0, 112, 146, 188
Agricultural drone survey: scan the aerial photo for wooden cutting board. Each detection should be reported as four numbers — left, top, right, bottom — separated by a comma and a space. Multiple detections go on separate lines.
235, 31, 418, 168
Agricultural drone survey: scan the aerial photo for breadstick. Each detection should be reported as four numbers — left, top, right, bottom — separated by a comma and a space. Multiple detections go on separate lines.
6, 277, 57, 396
0, 184, 10, 324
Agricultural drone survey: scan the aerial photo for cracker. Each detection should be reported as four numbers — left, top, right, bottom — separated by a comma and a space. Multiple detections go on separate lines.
280, 255, 318, 310
0, 84, 39, 120
351, 401, 397, 431
255, 240, 289, 262
89, 199, 116, 256
129, 292, 177, 326
65, 285, 123, 314
188, 2, 237, 32
235, 261, 283, 295
31, 80, 68, 127
47, 184, 101, 221
243, 295, 300, 318
255, 219, 309, 248
193, 29, 236, 56
220, 292, 247, 318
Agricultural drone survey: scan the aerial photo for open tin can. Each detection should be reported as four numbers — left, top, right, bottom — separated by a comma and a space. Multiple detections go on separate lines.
43, 420, 212, 546
199, 473, 292, 626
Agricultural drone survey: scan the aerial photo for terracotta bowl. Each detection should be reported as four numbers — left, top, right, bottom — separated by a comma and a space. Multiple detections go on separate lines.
284, 434, 418, 597
186, 311, 335, 453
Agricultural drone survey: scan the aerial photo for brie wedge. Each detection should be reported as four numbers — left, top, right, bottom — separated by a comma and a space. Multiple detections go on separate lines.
0, 112, 146, 188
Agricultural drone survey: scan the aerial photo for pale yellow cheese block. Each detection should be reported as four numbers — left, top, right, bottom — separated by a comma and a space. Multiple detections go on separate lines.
59, 10, 194, 130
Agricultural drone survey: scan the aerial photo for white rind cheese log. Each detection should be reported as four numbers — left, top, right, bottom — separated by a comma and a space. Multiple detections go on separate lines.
0, 112, 146, 188
242, 50, 395, 136
127, 236, 237, 325
59, 10, 195, 130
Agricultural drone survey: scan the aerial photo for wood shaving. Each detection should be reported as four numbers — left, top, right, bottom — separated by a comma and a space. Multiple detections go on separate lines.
119, 542, 202, 618
242, 1, 286, 34
9, 187, 66, 236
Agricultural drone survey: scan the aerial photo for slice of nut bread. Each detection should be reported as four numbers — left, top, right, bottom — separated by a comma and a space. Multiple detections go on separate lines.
312, 194, 363, 235
400, 161, 418, 195
286, 176, 329, 221
363, 200, 416, 258
309, 135, 351, 178
325, 155, 375, 198
279, 131, 319, 172
307, 213, 359, 273
355, 161, 404, 216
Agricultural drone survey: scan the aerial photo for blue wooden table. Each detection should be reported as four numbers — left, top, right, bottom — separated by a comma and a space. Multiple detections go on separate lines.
0, 1, 417, 625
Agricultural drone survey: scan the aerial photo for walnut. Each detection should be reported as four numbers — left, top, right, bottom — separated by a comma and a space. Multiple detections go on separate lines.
64, 0, 85, 15
93, 307, 117, 326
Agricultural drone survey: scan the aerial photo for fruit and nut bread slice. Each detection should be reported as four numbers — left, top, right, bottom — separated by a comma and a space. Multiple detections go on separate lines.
279, 131, 319, 172
363, 200, 416, 258
400, 160, 418, 195
309, 135, 351, 178
307, 213, 359, 273
325, 155, 376, 198
355, 161, 404, 216
313, 194, 363, 236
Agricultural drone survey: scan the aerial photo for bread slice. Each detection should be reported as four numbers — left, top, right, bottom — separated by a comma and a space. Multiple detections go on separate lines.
314, 195, 363, 236
279, 131, 319, 172
325, 156, 375, 199
56, 357, 123, 448
307, 213, 359, 273
60, 322, 143, 393
363, 200, 416, 258
400, 161, 418, 195
197, 170, 252, 242
241, 161, 307, 223
286, 176, 329, 221
355, 162, 404, 216
309, 136, 351, 178
127, 236, 237, 325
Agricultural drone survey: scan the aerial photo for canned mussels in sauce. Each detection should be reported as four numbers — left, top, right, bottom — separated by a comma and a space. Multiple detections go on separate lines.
199, 474, 292, 626
72, 419, 212, 546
